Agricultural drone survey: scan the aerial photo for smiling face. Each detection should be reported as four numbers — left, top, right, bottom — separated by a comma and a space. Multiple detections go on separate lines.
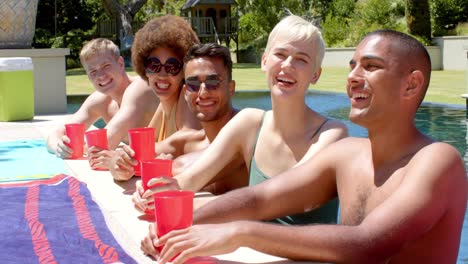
347, 35, 409, 127
184, 57, 234, 122
261, 36, 321, 99
83, 51, 125, 95
145, 46, 184, 103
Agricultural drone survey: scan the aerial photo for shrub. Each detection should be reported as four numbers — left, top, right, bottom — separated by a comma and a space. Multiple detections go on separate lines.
430, 0, 468, 36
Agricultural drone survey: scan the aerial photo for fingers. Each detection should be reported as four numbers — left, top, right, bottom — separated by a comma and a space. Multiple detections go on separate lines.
157, 153, 174, 160
56, 138, 72, 159
122, 145, 135, 157
132, 189, 147, 213
113, 169, 134, 181
158, 229, 196, 264
140, 223, 160, 259
116, 148, 137, 169
147, 177, 179, 190
141, 236, 159, 259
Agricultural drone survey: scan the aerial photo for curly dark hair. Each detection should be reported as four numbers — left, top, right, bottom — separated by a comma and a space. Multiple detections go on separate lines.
131, 15, 200, 82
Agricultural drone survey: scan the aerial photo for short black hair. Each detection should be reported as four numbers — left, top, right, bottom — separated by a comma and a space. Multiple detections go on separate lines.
364, 29, 431, 106
184, 43, 233, 81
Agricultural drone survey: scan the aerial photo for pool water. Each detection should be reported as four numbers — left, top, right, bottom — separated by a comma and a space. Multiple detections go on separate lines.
68, 90, 468, 263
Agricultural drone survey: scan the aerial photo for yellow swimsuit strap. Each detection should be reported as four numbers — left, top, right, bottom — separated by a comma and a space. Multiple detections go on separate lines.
158, 112, 166, 142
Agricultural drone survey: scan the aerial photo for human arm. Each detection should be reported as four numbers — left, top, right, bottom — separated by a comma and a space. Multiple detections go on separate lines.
155, 142, 468, 263
46, 92, 109, 158
174, 108, 263, 191
105, 78, 159, 150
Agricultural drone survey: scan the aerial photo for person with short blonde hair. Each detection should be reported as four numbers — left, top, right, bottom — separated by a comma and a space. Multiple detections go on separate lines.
47, 38, 159, 170
79, 38, 120, 65
264, 15, 325, 69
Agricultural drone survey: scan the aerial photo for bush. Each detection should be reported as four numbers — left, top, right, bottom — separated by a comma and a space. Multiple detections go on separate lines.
322, 14, 350, 47
431, 0, 468, 36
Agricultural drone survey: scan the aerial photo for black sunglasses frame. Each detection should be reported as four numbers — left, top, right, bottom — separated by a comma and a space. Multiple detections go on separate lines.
144, 57, 183, 76
185, 77, 224, 92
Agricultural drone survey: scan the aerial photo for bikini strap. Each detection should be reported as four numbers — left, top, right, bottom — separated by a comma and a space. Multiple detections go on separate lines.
311, 118, 329, 139
250, 111, 267, 162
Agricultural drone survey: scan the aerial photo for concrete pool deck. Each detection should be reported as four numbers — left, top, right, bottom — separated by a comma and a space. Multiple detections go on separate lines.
0, 114, 319, 264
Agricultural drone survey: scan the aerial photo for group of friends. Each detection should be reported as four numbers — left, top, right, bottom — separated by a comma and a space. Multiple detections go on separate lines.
46, 14, 467, 264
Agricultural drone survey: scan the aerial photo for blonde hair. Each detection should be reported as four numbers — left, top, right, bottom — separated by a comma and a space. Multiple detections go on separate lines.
79, 38, 120, 66
264, 15, 325, 69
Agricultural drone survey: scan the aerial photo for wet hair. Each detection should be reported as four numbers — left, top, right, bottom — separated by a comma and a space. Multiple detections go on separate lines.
184, 43, 233, 81
264, 15, 325, 69
363, 29, 431, 106
132, 15, 200, 82
79, 38, 120, 67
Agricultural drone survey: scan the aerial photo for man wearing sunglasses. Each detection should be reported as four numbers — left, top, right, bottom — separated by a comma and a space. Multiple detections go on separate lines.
47, 38, 159, 164
131, 43, 248, 213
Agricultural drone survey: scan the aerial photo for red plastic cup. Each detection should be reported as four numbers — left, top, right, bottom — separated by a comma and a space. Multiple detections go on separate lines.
141, 159, 173, 215
85, 129, 108, 150
128, 127, 155, 176
141, 159, 173, 191
154, 190, 194, 255
85, 129, 109, 171
65, 123, 85, 159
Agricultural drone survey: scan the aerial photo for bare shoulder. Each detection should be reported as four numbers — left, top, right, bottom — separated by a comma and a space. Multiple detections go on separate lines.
231, 108, 266, 129
122, 76, 158, 106
125, 76, 152, 94
80, 91, 112, 110
410, 142, 466, 182
323, 118, 348, 133
316, 118, 349, 142
128, 75, 149, 89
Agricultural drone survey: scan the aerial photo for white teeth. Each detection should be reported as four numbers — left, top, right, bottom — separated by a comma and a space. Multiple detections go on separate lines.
353, 93, 369, 99
277, 77, 295, 84
157, 83, 169, 89
99, 80, 111, 87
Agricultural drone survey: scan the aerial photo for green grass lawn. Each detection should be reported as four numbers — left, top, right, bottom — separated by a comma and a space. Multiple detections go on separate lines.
66, 64, 467, 105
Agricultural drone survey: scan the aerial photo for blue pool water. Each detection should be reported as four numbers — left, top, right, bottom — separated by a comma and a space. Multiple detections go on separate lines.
68, 90, 468, 263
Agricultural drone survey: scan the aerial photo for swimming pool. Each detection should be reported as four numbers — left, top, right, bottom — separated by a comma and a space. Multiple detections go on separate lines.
68, 90, 468, 263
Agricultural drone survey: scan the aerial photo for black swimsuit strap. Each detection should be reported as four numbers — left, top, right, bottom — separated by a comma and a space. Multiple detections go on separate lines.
311, 118, 329, 139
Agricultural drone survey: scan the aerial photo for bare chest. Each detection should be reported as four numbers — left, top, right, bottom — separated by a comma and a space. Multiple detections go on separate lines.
338, 167, 406, 225
254, 133, 312, 177
102, 101, 120, 123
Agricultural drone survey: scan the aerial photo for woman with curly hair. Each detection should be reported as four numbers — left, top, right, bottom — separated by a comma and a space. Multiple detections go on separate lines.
109, 15, 201, 181
132, 14, 201, 141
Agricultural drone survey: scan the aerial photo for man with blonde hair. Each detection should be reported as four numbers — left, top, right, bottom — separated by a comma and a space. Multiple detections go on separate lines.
47, 38, 159, 169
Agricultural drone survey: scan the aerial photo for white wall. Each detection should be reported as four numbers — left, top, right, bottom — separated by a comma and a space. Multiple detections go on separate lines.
433, 36, 468, 70
322, 46, 443, 70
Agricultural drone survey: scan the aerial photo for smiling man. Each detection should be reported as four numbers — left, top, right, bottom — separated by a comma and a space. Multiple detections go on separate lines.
145, 30, 467, 264
46, 38, 159, 163
110, 43, 247, 206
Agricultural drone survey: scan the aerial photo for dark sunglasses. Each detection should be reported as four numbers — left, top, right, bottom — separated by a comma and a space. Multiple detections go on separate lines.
144, 57, 183, 76
185, 76, 224, 92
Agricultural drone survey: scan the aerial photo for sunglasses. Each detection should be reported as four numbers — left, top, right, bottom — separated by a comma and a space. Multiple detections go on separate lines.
144, 57, 183, 76
185, 76, 224, 92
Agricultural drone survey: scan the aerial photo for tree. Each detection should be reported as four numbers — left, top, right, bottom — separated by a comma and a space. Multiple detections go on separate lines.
100, 0, 149, 44
406, 0, 431, 41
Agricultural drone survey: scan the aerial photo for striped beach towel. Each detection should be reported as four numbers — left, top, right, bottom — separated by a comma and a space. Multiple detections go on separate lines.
0, 174, 136, 264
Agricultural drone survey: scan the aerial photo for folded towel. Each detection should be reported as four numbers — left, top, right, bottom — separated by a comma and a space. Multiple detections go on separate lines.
0, 174, 136, 264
